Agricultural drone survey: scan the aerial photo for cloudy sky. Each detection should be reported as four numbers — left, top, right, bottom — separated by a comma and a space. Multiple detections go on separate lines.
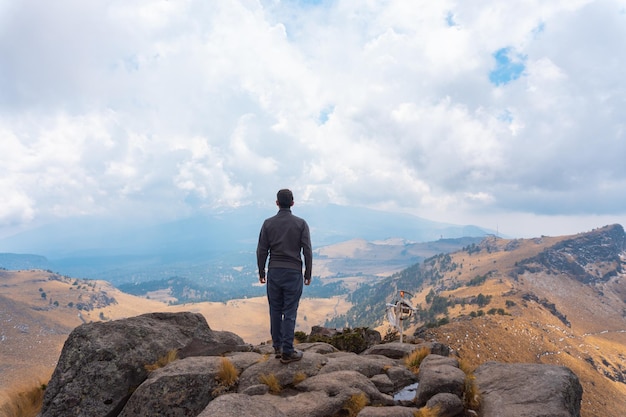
1, 0, 625, 240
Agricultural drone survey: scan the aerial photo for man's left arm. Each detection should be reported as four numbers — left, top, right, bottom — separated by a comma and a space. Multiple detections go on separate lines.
301, 221, 313, 285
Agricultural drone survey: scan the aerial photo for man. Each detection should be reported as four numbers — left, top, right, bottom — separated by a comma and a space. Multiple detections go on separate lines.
256, 189, 312, 364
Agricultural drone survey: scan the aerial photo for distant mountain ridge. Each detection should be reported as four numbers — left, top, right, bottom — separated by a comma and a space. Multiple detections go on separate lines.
0, 205, 493, 286
0, 204, 493, 258
0, 253, 51, 271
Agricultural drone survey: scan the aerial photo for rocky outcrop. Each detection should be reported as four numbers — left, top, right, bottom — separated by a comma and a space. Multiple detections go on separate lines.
475, 361, 583, 417
515, 224, 626, 283
38, 312, 583, 417
39, 312, 250, 417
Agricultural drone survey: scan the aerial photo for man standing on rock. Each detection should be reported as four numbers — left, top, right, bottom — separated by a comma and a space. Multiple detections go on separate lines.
257, 189, 312, 363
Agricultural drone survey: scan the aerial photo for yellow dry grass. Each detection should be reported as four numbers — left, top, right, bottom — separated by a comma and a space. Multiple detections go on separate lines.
144, 349, 178, 372
413, 405, 441, 417
404, 346, 431, 374
0, 381, 46, 417
215, 358, 239, 387
292, 372, 307, 385
340, 392, 368, 417
258, 373, 281, 394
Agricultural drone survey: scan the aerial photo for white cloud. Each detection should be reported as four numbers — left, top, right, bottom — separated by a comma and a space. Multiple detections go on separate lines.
1, 0, 625, 239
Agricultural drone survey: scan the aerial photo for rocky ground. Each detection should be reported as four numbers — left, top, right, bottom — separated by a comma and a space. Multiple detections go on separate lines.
37, 312, 582, 417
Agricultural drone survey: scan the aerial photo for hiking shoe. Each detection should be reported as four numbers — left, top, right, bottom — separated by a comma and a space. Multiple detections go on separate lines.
280, 350, 303, 364
274, 347, 282, 359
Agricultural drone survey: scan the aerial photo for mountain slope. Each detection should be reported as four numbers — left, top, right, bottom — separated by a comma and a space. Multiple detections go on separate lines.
329, 224, 626, 417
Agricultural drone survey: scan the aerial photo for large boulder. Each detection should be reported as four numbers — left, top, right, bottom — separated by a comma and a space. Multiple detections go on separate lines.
414, 354, 466, 407
425, 392, 464, 417
39, 312, 248, 417
475, 361, 583, 417
118, 356, 223, 417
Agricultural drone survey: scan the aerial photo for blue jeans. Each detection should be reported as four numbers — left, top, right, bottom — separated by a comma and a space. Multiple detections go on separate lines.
266, 268, 303, 355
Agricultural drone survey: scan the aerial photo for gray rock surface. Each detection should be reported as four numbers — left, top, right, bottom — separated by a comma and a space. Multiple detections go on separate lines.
425, 392, 465, 417
261, 390, 346, 417
385, 365, 419, 390
362, 341, 421, 359
419, 353, 459, 369
297, 341, 338, 354
415, 355, 466, 406
197, 393, 286, 417
357, 405, 417, 417
296, 370, 395, 406
370, 373, 395, 394
475, 361, 583, 417
363, 341, 450, 358
118, 356, 223, 417
237, 351, 329, 392
317, 352, 395, 377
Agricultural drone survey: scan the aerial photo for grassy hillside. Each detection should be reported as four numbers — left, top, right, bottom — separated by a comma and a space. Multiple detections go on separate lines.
329, 225, 626, 417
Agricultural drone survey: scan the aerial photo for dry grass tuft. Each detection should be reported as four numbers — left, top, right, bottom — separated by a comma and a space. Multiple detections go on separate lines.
144, 349, 178, 372
458, 358, 474, 375
211, 357, 240, 397
259, 373, 282, 394
458, 357, 481, 410
339, 392, 368, 417
257, 353, 270, 363
404, 346, 431, 374
462, 372, 481, 410
0, 382, 47, 417
216, 357, 239, 387
292, 371, 307, 385
413, 405, 441, 417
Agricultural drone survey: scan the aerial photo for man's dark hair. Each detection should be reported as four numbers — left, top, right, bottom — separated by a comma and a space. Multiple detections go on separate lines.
277, 189, 294, 208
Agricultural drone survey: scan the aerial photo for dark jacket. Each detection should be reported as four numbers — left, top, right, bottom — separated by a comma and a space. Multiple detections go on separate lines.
256, 208, 312, 280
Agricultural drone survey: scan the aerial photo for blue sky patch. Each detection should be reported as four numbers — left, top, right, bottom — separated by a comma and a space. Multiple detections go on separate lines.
318, 105, 334, 125
489, 47, 526, 86
445, 11, 457, 27
497, 109, 514, 124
